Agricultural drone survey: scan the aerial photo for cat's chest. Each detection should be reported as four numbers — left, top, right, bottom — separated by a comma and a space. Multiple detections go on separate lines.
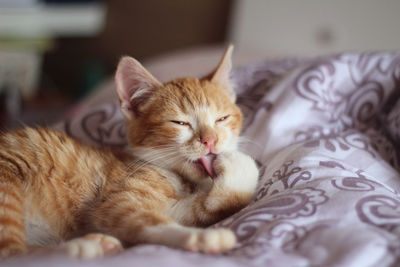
25, 215, 61, 246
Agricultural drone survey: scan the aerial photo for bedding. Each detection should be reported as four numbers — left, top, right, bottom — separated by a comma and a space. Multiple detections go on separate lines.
4, 52, 400, 267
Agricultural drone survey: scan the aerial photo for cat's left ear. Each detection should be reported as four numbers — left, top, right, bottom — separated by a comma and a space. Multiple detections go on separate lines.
115, 56, 162, 120
204, 44, 235, 102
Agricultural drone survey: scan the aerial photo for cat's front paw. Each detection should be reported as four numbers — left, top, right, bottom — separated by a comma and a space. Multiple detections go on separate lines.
61, 233, 123, 259
213, 151, 259, 193
183, 228, 236, 254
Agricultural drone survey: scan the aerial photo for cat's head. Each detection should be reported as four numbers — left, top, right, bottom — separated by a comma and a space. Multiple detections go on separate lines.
115, 45, 243, 183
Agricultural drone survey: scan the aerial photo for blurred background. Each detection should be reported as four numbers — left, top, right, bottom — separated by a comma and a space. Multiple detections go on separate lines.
1, 0, 400, 129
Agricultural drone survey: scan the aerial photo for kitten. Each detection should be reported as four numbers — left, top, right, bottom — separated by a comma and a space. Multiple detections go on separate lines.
0, 45, 259, 259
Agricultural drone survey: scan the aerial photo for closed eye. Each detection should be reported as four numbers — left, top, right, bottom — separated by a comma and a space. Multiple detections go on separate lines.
171, 120, 190, 127
216, 115, 230, 123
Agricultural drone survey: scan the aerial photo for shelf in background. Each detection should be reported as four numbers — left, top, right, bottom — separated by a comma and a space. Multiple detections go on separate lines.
0, 2, 106, 38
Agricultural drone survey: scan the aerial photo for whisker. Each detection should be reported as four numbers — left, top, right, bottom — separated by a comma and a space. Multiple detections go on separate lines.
234, 137, 263, 155
125, 148, 180, 175
238, 136, 262, 147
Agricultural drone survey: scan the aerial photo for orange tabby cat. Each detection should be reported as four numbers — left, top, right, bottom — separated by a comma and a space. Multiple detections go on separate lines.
0, 45, 259, 259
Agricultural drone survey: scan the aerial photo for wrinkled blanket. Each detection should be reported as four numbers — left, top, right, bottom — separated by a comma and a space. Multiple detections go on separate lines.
5, 52, 400, 267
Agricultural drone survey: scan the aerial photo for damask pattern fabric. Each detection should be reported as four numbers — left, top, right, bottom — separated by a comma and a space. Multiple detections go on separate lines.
6, 52, 400, 267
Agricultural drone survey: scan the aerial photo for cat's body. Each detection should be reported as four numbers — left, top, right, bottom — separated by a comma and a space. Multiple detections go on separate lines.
0, 45, 259, 259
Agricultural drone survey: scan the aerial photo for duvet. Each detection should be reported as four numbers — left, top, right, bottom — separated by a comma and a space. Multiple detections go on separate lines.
4, 52, 400, 267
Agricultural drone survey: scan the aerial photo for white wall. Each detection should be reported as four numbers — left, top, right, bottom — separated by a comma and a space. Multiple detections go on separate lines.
229, 0, 400, 58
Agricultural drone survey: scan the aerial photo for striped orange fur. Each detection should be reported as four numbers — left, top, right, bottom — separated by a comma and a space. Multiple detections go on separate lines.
0, 45, 259, 259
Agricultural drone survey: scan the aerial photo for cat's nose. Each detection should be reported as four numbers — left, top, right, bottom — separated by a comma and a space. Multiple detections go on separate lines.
202, 139, 215, 148
201, 137, 216, 152
199, 127, 217, 152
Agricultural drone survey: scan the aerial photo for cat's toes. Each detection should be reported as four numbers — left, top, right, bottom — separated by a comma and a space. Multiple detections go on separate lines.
184, 228, 236, 254
84, 233, 124, 255
61, 233, 123, 259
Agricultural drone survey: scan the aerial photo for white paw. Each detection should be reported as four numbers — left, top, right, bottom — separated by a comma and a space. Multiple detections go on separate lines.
183, 228, 236, 254
61, 233, 123, 259
213, 151, 259, 193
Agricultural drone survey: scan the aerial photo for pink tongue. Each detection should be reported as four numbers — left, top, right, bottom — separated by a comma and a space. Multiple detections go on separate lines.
199, 154, 216, 178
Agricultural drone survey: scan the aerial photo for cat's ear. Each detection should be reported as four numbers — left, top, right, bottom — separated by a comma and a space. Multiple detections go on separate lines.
115, 56, 162, 119
205, 44, 235, 102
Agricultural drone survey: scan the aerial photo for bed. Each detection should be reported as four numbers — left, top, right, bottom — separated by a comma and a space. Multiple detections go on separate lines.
4, 50, 400, 267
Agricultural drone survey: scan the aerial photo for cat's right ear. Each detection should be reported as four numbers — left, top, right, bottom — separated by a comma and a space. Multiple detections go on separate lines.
115, 56, 162, 120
